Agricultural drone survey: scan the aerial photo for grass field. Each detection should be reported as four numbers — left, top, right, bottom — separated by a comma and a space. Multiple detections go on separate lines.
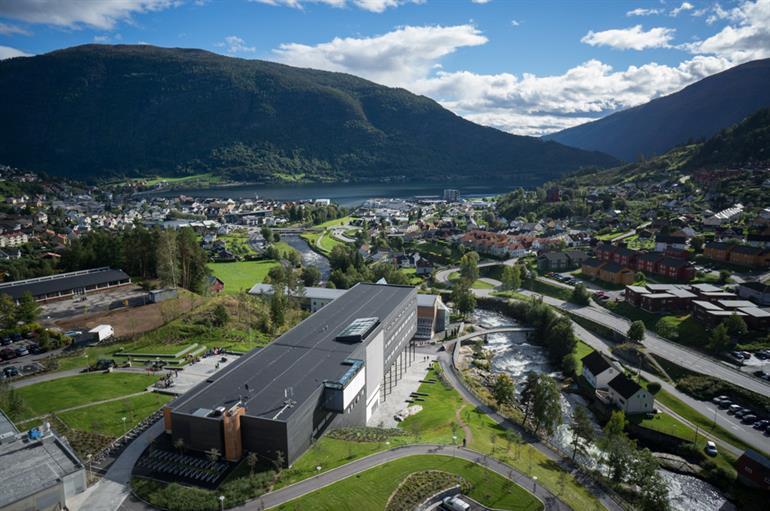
275, 455, 542, 511
208, 260, 280, 294
301, 231, 343, 256
316, 216, 353, 228
14, 372, 160, 421
574, 340, 594, 374
448, 272, 497, 289
272, 241, 299, 258
524, 279, 572, 301
58, 392, 173, 437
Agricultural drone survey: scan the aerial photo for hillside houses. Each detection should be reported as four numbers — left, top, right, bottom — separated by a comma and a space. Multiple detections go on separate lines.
703, 241, 770, 268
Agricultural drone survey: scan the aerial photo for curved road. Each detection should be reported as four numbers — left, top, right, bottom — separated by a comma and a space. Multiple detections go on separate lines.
234, 445, 566, 511
435, 259, 517, 285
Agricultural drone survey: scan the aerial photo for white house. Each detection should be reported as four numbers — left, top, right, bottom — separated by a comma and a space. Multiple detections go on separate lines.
581, 351, 618, 390
607, 373, 654, 415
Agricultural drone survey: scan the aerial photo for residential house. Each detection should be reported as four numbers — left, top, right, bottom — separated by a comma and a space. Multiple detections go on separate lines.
729, 245, 770, 268
0, 231, 29, 248
654, 233, 687, 252
208, 276, 224, 294
747, 233, 770, 248
537, 251, 570, 272
581, 351, 619, 390
415, 258, 434, 276
581, 258, 605, 280
598, 262, 635, 286
607, 373, 654, 415
703, 204, 744, 226
703, 241, 733, 262
736, 450, 770, 491
564, 249, 589, 266
657, 257, 696, 282
737, 281, 770, 306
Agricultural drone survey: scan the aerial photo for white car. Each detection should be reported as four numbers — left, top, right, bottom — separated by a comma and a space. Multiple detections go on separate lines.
705, 441, 718, 456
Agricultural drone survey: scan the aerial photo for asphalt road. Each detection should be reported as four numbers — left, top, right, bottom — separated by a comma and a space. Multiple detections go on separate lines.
518, 290, 770, 399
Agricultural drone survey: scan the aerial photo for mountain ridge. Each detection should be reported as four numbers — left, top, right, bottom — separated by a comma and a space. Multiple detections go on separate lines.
544, 58, 770, 162
0, 44, 617, 183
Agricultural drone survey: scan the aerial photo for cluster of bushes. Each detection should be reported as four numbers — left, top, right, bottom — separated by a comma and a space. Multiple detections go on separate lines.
676, 375, 770, 415
385, 471, 470, 511
133, 468, 275, 511
327, 427, 408, 443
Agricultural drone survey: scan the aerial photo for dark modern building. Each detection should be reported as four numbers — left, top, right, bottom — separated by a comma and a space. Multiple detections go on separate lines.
0, 267, 131, 303
165, 283, 417, 466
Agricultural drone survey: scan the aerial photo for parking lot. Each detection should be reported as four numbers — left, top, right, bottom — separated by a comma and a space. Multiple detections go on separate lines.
711, 393, 770, 441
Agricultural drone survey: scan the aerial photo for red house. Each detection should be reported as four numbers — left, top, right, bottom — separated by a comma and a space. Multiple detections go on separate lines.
208, 276, 225, 294
736, 450, 770, 491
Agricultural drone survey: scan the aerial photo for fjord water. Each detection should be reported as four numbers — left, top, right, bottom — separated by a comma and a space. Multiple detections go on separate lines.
473, 308, 732, 511
149, 180, 522, 207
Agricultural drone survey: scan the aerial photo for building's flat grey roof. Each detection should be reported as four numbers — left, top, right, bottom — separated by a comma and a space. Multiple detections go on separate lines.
644, 293, 675, 299
173, 283, 415, 421
691, 283, 723, 293
249, 284, 346, 301
0, 267, 129, 300
739, 307, 770, 318
417, 294, 438, 307
718, 300, 758, 309
626, 285, 649, 294
692, 300, 723, 310
0, 435, 83, 508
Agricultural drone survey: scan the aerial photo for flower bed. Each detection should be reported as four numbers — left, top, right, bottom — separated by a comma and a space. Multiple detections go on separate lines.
326, 427, 409, 443
384, 470, 470, 511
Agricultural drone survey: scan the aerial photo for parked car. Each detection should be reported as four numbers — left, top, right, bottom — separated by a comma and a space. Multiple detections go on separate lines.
705, 441, 718, 456
742, 414, 758, 424
2, 366, 19, 377
27, 343, 42, 354
753, 420, 769, 431
1, 337, 11, 346
712, 396, 725, 404
753, 370, 767, 378
14, 347, 29, 357
728, 404, 742, 414
735, 408, 752, 419
0, 348, 16, 360
718, 399, 732, 409
10, 333, 22, 342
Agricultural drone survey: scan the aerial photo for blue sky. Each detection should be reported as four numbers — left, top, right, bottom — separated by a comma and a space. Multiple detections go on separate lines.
1, 0, 768, 135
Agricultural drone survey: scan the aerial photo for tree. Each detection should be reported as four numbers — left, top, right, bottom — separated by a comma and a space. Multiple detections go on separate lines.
301, 266, 321, 287
173, 437, 185, 455
531, 374, 562, 436
213, 303, 229, 327
247, 451, 259, 476
627, 320, 645, 342
718, 269, 731, 284
176, 228, 209, 293
501, 265, 521, 291
601, 411, 633, 482
655, 317, 678, 339
451, 280, 476, 318
261, 226, 274, 243
724, 313, 748, 337
206, 447, 221, 463
647, 382, 661, 395
634, 271, 646, 284
520, 371, 540, 426
561, 353, 578, 377
707, 323, 732, 354
632, 448, 670, 511
270, 286, 287, 330
0, 294, 17, 330
459, 251, 480, 282
491, 373, 515, 408
156, 229, 180, 288
16, 292, 40, 323
691, 236, 704, 252
570, 283, 591, 305
570, 405, 594, 462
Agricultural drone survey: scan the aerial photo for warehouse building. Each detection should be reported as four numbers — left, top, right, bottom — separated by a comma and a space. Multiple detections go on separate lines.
165, 283, 417, 466
0, 412, 86, 511
0, 267, 131, 303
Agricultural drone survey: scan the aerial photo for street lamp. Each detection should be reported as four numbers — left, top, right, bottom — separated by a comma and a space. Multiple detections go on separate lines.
532, 476, 538, 492
452, 435, 458, 457
86, 453, 92, 482
121, 416, 127, 436
219, 495, 225, 511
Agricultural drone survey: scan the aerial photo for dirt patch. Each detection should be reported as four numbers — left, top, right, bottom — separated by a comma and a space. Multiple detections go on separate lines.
55, 293, 202, 338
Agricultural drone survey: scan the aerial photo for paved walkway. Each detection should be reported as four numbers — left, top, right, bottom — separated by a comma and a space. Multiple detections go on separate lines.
77, 420, 164, 511
11, 367, 83, 388
435, 350, 623, 511
236, 444, 567, 511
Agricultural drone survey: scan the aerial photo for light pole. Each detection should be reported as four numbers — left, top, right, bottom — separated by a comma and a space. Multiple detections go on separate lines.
86, 453, 92, 483
532, 475, 538, 492
121, 416, 127, 436
219, 495, 225, 511
452, 435, 458, 457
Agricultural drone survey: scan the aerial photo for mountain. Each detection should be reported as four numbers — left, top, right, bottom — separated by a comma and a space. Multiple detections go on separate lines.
0, 44, 616, 184
563, 106, 770, 187
544, 59, 770, 162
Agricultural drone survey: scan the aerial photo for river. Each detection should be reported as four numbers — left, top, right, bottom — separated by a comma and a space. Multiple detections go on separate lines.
473, 308, 733, 511
281, 233, 331, 280
147, 180, 522, 207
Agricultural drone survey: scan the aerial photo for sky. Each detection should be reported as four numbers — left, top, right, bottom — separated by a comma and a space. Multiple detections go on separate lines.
1, 0, 769, 136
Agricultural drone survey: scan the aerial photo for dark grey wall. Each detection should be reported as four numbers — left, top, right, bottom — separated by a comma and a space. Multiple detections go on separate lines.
241, 415, 288, 465
170, 413, 224, 454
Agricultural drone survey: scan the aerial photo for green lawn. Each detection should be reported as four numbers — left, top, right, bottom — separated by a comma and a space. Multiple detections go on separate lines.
574, 340, 594, 374
272, 241, 299, 258
208, 260, 280, 294
13, 372, 160, 421
316, 216, 353, 228
300, 231, 341, 256
275, 455, 543, 511
448, 272, 497, 289
57, 392, 173, 437
524, 279, 572, 301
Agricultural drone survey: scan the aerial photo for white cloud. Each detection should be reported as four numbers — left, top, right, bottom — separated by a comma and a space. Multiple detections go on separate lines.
0, 0, 178, 30
581, 25, 675, 50
626, 8, 662, 17
510, 19, 520, 27
685, 0, 770, 62
0, 21, 29, 35
471, 0, 492, 4
252, 0, 419, 13
670, 2, 694, 16
0, 45, 31, 59
274, 24, 487, 86
272, 24, 737, 136
220, 35, 256, 54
